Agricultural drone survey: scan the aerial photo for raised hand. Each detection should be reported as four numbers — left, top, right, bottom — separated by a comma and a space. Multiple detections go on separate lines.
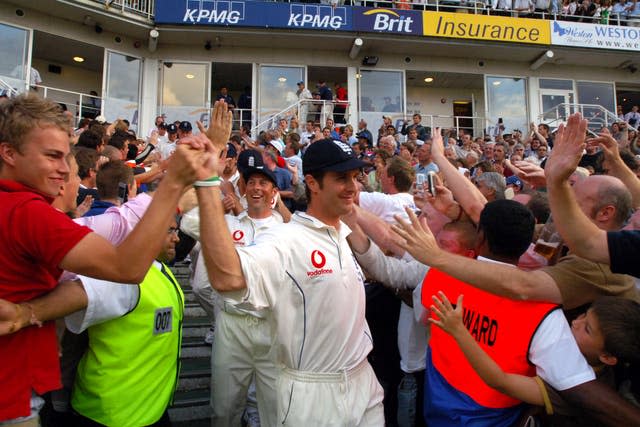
430, 127, 445, 160
544, 113, 588, 185
197, 100, 233, 150
391, 207, 442, 266
428, 291, 465, 337
512, 160, 547, 189
587, 128, 620, 163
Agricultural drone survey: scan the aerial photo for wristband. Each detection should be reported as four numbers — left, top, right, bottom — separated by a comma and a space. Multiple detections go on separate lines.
194, 176, 222, 187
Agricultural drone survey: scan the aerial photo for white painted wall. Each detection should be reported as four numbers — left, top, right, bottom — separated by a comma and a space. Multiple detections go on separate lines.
31, 58, 101, 117
407, 86, 485, 134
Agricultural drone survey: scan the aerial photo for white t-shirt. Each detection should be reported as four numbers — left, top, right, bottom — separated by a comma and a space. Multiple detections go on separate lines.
358, 192, 416, 224
475, 257, 595, 391
354, 242, 430, 373
227, 212, 373, 372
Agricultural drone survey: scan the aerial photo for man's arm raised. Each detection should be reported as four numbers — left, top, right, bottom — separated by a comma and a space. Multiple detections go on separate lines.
430, 128, 486, 223
545, 113, 609, 264
196, 101, 247, 292
390, 208, 563, 304
60, 141, 211, 283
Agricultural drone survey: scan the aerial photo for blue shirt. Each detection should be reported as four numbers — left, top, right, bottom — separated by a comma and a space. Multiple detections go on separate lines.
415, 162, 439, 175
272, 167, 292, 192
84, 200, 116, 217
424, 348, 524, 427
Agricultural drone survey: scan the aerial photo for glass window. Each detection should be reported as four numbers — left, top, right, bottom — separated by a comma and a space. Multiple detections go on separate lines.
0, 23, 29, 91
539, 79, 573, 90
160, 62, 209, 127
359, 70, 404, 137
258, 65, 303, 123
104, 51, 142, 131
577, 81, 615, 113
486, 76, 528, 134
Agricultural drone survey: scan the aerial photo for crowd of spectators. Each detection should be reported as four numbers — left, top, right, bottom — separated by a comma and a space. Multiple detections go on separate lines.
1, 90, 640, 427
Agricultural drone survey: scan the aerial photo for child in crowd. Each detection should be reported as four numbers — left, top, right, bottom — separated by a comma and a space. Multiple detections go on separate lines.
429, 292, 640, 424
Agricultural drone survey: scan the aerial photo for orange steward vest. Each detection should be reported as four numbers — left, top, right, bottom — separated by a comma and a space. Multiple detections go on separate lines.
422, 267, 558, 408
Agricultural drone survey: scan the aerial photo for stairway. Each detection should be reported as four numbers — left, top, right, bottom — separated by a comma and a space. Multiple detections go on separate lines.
169, 262, 213, 426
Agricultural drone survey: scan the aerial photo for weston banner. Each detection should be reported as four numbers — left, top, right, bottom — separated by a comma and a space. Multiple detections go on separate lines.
550, 20, 640, 52
423, 11, 550, 45
155, 0, 353, 31
352, 7, 423, 35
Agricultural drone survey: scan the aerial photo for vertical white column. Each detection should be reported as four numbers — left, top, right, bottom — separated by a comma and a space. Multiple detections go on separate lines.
140, 58, 159, 138
347, 66, 358, 128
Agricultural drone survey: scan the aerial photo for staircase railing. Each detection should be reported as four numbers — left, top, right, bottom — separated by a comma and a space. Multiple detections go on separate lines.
252, 100, 349, 136
0, 77, 21, 98
538, 103, 635, 132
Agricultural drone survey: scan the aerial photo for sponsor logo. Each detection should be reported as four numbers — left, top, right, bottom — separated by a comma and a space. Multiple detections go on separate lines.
552, 21, 593, 40
288, 4, 348, 29
354, 6, 421, 34
423, 11, 549, 45
551, 20, 640, 51
182, 1, 245, 24
307, 250, 333, 277
232, 230, 245, 241
311, 250, 326, 268
333, 140, 353, 155
364, 9, 414, 33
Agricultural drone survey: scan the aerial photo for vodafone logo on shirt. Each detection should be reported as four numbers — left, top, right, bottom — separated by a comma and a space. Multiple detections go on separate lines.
232, 230, 245, 245
307, 250, 333, 277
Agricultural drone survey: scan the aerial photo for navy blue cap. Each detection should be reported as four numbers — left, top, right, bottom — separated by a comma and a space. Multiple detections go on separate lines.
166, 123, 178, 134
302, 139, 368, 174
179, 121, 192, 132
237, 149, 277, 185
226, 143, 238, 158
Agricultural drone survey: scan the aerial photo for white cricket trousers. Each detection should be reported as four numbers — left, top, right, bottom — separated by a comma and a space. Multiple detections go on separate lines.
277, 359, 385, 427
211, 311, 278, 427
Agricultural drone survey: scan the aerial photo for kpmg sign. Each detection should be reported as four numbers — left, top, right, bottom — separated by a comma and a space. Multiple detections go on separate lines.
155, 0, 352, 30
550, 21, 640, 52
352, 7, 422, 35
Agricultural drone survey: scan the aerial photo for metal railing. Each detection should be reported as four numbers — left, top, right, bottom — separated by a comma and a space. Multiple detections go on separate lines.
85, 0, 154, 20
34, 84, 103, 124
252, 99, 350, 135
538, 103, 637, 132
0, 77, 21, 98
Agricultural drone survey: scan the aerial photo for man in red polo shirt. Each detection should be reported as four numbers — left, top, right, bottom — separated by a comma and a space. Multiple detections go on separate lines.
0, 93, 214, 425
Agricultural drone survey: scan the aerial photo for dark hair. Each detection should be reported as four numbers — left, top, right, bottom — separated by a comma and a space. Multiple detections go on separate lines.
385, 157, 415, 193
96, 160, 133, 200
591, 297, 640, 364
478, 200, 535, 258
108, 130, 135, 151
304, 169, 327, 203
73, 147, 100, 180
526, 191, 550, 224
77, 130, 103, 150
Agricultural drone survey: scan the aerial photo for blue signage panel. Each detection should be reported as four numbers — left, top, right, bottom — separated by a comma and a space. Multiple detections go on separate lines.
352, 6, 422, 35
155, 0, 353, 31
